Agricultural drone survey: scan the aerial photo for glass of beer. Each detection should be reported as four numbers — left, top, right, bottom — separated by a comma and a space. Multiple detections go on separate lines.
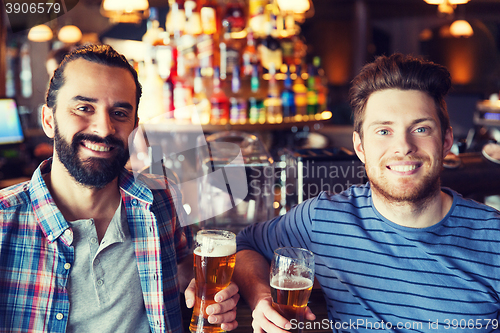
270, 247, 314, 333
189, 229, 236, 333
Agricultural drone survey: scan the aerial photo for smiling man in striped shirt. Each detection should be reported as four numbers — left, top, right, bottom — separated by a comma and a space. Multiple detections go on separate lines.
0, 44, 239, 333
234, 54, 500, 333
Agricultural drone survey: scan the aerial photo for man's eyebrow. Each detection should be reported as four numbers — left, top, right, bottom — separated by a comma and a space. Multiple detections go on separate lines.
71, 95, 134, 111
366, 117, 436, 128
71, 95, 97, 103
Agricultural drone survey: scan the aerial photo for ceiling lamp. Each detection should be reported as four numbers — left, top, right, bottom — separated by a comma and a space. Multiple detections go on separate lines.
28, 24, 53, 42
423, 0, 469, 4
450, 19, 473, 37
58, 25, 82, 44
101, 0, 149, 24
276, 0, 311, 14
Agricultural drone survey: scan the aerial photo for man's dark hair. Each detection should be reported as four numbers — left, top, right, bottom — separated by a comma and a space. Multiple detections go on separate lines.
46, 44, 142, 122
349, 53, 451, 141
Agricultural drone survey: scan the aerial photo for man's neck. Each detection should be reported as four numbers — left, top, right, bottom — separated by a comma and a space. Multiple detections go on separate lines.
44, 159, 122, 240
371, 187, 453, 229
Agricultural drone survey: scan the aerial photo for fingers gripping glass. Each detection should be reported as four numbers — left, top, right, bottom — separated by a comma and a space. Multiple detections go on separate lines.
270, 247, 315, 333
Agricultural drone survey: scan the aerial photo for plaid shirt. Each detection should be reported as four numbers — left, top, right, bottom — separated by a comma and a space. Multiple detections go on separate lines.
0, 159, 193, 333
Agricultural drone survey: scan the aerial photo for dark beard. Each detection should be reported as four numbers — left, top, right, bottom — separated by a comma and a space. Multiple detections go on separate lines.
54, 125, 129, 189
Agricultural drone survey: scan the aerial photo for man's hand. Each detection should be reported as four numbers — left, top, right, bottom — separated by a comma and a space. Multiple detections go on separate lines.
185, 278, 240, 331
251, 296, 316, 333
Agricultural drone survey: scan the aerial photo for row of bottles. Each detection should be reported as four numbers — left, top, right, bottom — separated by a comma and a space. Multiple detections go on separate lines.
137, 0, 328, 125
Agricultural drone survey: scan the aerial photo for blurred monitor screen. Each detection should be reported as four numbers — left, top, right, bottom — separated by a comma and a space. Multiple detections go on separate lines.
0, 98, 24, 145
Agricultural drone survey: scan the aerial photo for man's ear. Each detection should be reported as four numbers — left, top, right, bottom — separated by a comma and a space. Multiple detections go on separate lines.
353, 131, 366, 164
41, 105, 55, 139
443, 127, 454, 157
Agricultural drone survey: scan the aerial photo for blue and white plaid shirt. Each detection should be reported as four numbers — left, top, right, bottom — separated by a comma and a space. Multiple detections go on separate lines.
0, 159, 193, 333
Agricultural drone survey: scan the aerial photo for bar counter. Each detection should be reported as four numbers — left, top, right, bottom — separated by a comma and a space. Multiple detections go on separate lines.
181, 288, 330, 333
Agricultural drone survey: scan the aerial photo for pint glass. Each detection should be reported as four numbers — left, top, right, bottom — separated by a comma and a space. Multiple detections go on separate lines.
189, 230, 236, 333
270, 247, 315, 333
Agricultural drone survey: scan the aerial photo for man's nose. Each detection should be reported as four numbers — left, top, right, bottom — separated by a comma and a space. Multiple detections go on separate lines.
394, 132, 416, 155
91, 111, 115, 137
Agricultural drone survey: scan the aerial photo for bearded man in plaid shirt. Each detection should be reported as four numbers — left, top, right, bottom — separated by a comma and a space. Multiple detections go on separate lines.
0, 44, 239, 333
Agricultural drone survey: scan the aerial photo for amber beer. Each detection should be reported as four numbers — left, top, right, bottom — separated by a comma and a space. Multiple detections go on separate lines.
270, 247, 315, 333
271, 276, 313, 326
189, 230, 236, 333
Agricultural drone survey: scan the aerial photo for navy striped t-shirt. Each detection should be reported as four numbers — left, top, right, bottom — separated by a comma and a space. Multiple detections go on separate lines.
237, 183, 500, 332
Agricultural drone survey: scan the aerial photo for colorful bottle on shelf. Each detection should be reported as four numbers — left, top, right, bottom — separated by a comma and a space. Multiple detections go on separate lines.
242, 29, 259, 77
264, 63, 282, 124
313, 56, 328, 112
193, 67, 211, 124
210, 66, 230, 124
281, 66, 295, 121
229, 66, 247, 124
293, 65, 307, 117
248, 64, 265, 124
307, 64, 319, 115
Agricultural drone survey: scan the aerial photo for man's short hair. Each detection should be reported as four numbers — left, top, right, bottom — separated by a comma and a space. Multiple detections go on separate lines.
46, 44, 142, 122
349, 53, 451, 141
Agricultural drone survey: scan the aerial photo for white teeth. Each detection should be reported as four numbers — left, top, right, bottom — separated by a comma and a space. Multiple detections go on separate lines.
83, 142, 110, 152
390, 165, 417, 172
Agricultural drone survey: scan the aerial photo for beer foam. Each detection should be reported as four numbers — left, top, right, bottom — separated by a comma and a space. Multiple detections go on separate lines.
270, 276, 313, 291
195, 233, 236, 257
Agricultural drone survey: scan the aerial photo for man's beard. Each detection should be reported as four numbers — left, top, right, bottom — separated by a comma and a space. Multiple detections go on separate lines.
366, 156, 442, 205
54, 124, 129, 189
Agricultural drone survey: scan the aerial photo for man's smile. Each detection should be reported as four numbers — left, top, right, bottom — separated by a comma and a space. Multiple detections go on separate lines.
81, 141, 113, 153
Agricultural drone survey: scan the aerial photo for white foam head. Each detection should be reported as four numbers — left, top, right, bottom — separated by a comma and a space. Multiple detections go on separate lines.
195, 230, 236, 257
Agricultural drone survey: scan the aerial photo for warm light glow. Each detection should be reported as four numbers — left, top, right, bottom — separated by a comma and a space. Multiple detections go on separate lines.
28, 24, 53, 42
423, 0, 469, 4
103, 0, 148, 12
450, 20, 473, 37
58, 25, 82, 44
101, 0, 149, 23
276, 0, 310, 14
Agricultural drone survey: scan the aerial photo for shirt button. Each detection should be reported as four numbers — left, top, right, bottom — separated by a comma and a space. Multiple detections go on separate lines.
64, 263, 71, 270
56, 313, 64, 320
90, 237, 98, 244
64, 229, 72, 236
97, 279, 104, 286
87, 220, 93, 226
132, 199, 139, 206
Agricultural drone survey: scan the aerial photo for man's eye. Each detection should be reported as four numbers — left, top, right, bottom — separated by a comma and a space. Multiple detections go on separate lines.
113, 110, 127, 118
76, 106, 91, 112
415, 127, 427, 133
377, 129, 390, 135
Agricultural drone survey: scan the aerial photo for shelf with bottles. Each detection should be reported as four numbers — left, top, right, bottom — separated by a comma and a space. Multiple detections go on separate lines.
139, 110, 333, 133
136, 0, 328, 128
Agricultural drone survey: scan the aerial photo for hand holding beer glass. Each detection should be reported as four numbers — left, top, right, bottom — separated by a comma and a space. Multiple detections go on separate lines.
270, 247, 315, 332
189, 230, 237, 333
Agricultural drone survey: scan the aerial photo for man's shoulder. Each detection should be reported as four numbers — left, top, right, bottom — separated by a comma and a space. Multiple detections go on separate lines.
448, 188, 500, 219
0, 181, 31, 210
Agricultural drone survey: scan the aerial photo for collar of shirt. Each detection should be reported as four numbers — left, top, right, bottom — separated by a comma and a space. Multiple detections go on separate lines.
29, 159, 155, 246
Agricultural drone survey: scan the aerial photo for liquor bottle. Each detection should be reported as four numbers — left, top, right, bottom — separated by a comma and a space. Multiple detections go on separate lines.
248, 64, 265, 124
259, 21, 282, 71
281, 66, 295, 121
306, 64, 319, 115
248, 0, 268, 38
210, 66, 230, 124
173, 55, 194, 121
293, 65, 307, 117
138, 60, 165, 122
242, 29, 260, 77
313, 56, 328, 112
221, 0, 246, 36
142, 8, 164, 65
264, 63, 282, 123
219, 25, 242, 80
228, 66, 247, 124
197, 0, 219, 77
192, 67, 211, 124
